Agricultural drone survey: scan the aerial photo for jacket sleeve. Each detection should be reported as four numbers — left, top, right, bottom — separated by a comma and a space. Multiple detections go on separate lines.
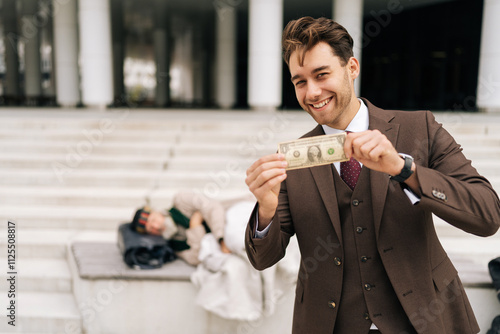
414, 110, 500, 236
245, 181, 295, 271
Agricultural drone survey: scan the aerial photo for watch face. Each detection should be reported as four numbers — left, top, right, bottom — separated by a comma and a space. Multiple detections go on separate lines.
398, 153, 414, 162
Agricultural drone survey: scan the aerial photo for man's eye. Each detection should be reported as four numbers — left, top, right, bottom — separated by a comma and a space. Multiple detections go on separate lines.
295, 80, 305, 86
318, 73, 328, 78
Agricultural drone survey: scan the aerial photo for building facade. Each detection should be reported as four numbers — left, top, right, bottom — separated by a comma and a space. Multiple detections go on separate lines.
0, 0, 499, 112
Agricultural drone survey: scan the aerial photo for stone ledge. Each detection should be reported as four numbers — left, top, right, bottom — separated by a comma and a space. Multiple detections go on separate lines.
68, 241, 295, 334
71, 242, 195, 281
67, 242, 496, 334
71, 242, 495, 288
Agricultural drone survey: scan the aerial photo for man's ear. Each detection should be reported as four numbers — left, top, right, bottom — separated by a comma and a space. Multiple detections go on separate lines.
347, 57, 360, 80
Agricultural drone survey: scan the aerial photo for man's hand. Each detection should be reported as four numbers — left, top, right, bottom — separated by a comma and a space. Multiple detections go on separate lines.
344, 130, 403, 175
189, 211, 204, 229
245, 154, 287, 228
219, 239, 231, 254
344, 130, 419, 191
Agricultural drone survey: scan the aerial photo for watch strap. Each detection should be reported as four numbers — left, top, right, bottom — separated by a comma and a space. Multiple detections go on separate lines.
391, 154, 414, 183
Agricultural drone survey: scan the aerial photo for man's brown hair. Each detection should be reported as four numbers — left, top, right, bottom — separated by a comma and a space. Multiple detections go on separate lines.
282, 16, 354, 67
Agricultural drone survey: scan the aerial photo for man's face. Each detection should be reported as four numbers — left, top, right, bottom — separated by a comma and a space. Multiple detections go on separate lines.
289, 42, 359, 130
146, 211, 166, 236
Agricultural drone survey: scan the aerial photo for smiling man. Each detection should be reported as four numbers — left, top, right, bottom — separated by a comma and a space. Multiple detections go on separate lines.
244, 16, 500, 334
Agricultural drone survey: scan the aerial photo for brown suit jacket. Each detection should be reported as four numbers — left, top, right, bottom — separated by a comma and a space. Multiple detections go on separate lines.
245, 99, 500, 333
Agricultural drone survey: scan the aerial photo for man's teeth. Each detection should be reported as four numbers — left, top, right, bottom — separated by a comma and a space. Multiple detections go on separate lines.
312, 98, 331, 108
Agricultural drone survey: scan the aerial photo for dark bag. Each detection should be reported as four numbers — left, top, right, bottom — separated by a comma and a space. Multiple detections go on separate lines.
488, 258, 500, 333
117, 223, 176, 269
489, 257, 500, 301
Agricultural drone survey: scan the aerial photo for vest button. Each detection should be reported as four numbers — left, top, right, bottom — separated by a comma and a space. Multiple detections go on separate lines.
356, 226, 363, 234
361, 256, 368, 263
364, 283, 372, 291
352, 199, 360, 206
328, 300, 336, 309
364, 312, 371, 320
334, 257, 342, 266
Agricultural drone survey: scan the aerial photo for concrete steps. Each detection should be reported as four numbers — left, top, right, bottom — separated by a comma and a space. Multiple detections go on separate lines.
1, 108, 500, 333
0, 185, 248, 207
0, 169, 247, 189
16, 258, 72, 293
0, 292, 82, 333
0, 187, 250, 231
0, 227, 115, 334
0, 153, 256, 171
0, 228, 116, 258
0, 186, 150, 207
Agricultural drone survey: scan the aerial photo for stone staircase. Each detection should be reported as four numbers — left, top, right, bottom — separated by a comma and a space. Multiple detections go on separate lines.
0, 107, 499, 333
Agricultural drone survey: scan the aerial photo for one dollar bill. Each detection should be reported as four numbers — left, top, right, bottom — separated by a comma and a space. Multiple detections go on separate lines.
278, 133, 348, 170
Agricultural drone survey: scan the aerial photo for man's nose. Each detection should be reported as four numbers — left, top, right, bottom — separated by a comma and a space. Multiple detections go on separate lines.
306, 81, 321, 100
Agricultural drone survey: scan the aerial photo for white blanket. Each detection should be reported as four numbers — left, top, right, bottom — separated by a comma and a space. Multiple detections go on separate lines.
190, 201, 300, 321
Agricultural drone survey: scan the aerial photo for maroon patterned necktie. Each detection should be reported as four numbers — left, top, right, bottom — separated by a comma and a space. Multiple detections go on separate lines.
340, 132, 361, 190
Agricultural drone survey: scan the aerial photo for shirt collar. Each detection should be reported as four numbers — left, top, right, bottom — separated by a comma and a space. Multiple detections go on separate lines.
322, 98, 369, 135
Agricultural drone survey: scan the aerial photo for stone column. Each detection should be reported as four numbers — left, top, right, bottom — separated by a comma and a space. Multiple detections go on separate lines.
477, 0, 500, 112
52, 0, 80, 107
181, 27, 194, 104
2, 0, 20, 104
153, 0, 169, 107
333, 0, 363, 96
78, 0, 113, 109
21, 0, 42, 105
215, 4, 237, 109
248, 0, 283, 110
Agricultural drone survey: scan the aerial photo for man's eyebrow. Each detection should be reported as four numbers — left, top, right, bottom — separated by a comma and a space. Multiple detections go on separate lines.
290, 65, 331, 82
290, 74, 302, 83
312, 65, 331, 74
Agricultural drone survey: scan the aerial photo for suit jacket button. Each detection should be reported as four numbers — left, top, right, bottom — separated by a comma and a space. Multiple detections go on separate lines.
334, 257, 342, 266
328, 300, 336, 309
364, 283, 372, 291
356, 226, 364, 234
432, 189, 448, 201
361, 256, 368, 263
352, 199, 360, 206
364, 312, 370, 320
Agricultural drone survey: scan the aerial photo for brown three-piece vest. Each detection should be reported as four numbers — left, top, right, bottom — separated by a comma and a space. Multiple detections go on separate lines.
332, 166, 415, 333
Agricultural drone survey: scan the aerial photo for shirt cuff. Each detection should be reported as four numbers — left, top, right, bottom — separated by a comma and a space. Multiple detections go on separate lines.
254, 211, 272, 239
404, 187, 421, 205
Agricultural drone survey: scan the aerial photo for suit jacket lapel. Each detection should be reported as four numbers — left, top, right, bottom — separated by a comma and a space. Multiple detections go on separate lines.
365, 100, 399, 239
305, 125, 343, 244
310, 165, 343, 244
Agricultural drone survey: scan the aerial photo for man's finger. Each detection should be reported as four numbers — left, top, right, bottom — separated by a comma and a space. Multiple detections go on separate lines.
344, 133, 354, 159
246, 159, 287, 187
248, 167, 286, 193
246, 153, 285, 176
345, 131, 370, 159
